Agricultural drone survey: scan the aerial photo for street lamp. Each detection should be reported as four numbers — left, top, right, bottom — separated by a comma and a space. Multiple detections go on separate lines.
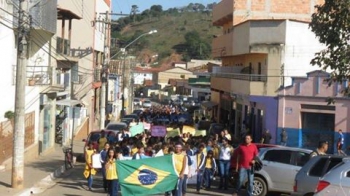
109, 30, 157, 61
119, 29, 157, 118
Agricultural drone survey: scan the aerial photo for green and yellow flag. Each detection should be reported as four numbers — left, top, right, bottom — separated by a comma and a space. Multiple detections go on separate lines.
117, 155, 178, 196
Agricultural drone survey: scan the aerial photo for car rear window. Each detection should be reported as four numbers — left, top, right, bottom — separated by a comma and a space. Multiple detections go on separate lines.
294, 151, 310, 167
309, 158, 328, 176
325, 158, 343, 173
106, 125, 125, 130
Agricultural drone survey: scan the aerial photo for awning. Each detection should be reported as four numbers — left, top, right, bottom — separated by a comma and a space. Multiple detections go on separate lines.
201, 101, 218, 109
56, 99, 82, 107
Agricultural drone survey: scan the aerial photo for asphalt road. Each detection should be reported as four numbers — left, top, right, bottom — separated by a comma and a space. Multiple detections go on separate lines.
37, 163, 237, 196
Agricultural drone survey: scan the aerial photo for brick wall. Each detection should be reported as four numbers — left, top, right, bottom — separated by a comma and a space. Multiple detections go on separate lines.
0, 112, 35, 164
231, 0, 323, 25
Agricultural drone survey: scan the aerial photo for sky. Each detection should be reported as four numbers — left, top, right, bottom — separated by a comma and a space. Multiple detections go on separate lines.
112, 0, 220, 15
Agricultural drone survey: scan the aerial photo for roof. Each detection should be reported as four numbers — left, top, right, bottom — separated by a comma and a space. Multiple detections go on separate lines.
168, 79, 188, 86
57, 7, 82, 20
233, 18, 310, 28
133, 66, 166, 73
161, 67, 193, 73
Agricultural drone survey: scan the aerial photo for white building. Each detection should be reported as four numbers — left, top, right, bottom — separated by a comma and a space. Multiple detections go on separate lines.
133, 72, 153, 85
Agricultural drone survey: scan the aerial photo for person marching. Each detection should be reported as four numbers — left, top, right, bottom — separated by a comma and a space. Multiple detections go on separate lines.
99, 142, 110, 192
105, 148, 119, 196
218, 138, 233, 190
232, 134, 258, 196
172, 142, 187, 196
200, 150, 217, 190
83, 142, 97, 191
195, 144, 206, 193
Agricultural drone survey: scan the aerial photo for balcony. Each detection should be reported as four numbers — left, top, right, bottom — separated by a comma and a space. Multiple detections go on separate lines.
212, 0, 234, 26
211, 73, 267, 96
56, 37, 79, 63
212, 32, 234, 58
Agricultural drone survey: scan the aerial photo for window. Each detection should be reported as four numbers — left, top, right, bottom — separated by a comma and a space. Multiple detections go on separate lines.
71, 64, 79, 83
263, 150, 292, 164
315, 77, 320, 94
294, 152, 310, 167
309, 158, 327, 177
347, 171, 350, 178
325, 158, 343, 173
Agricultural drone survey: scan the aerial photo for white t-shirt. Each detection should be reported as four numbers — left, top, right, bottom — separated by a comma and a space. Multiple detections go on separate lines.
219, 146, 232, 161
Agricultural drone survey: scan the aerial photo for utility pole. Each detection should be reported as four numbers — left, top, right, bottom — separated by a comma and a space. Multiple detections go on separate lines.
98, 12, 127, 128
121, 51, 126, 118
12, 0, 29, 188
99, 11, 109, 129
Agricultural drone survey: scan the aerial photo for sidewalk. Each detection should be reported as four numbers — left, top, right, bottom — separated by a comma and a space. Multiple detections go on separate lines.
0, 140, 85, 196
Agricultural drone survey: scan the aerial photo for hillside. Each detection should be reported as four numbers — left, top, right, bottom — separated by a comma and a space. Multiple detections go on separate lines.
111, 7, 221, 67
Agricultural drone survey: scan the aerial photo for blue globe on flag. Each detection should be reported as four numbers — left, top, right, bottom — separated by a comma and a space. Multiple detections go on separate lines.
138, 169, 158, 185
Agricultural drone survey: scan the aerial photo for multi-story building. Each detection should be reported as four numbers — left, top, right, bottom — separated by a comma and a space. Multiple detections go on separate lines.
278, 70, 350, 153
57, 0, 111, 133
211, 0, 324, 143
0, 0, 61, 168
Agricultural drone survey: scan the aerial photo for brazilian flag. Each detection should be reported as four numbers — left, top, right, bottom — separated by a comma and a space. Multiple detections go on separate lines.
117, 155, 178, 196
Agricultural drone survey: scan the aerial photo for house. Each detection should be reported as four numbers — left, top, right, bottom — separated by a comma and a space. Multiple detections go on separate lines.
57, 0, 111, 136
278, 70, 350, 153
211, 0, 325, 143
158, 67, 196, 89
0, 0, 58, 168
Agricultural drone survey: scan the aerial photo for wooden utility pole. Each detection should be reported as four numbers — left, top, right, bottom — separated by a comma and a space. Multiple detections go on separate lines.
12, 0, 29, 188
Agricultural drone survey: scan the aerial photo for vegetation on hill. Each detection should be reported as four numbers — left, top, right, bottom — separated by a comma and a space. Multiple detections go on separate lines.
111, 3, 221, 67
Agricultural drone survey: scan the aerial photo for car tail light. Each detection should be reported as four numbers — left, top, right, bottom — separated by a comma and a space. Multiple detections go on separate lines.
315, 180, 330, 193
293, 180, 297, 192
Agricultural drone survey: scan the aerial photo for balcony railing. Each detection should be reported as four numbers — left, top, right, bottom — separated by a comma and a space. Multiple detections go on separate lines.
212, 72, 267, 82
24, 66, 52, 85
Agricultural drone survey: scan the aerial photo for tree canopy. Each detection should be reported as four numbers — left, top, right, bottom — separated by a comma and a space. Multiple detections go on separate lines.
309, 0, 350, 86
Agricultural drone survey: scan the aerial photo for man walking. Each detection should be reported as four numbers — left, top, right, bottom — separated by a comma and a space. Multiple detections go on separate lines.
280, 129, 288, 146
337, 129, 347, 156
232, 135, 258, 196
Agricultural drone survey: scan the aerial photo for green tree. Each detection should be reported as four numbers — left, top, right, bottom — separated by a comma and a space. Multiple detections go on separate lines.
309, 0, 350, 88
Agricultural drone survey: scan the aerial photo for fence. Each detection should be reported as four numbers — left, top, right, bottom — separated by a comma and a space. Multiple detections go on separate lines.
0, 112, 35, 164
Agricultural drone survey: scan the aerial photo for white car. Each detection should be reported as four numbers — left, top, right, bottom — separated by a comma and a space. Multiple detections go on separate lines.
314, 158, 350, 196
133, 98, 141, 106
142, 100, 152, 108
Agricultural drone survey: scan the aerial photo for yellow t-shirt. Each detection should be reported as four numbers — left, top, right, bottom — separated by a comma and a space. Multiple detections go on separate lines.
197, 153, 204, 167
205, 158, 212, 169
213, 147, 220, 160
131, 147, 138, 156
173, 153, 185, 174
106, 159, 118, 180
98, 137, 108, 151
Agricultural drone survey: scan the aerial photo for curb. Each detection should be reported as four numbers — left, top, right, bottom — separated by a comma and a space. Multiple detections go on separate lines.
16, 156, 76, 196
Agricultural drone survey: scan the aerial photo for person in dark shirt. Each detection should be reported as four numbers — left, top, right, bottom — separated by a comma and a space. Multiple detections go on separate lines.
261, 129, 272, 144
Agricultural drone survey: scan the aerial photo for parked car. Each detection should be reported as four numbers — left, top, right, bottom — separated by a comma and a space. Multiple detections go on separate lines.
105, 122, 128, 132
240, 147, 312, 196
314, 158, 350, 196
292, 155, 345, 196
142, 100, 152, 108
121, 118, 134, 125
123, 114, 139, 121
133, 98, 141, 106
132, 109, 143, 116
82, 130, 117, 152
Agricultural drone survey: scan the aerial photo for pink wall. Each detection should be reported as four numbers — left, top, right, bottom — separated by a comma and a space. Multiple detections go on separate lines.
278, 70, 350, 132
